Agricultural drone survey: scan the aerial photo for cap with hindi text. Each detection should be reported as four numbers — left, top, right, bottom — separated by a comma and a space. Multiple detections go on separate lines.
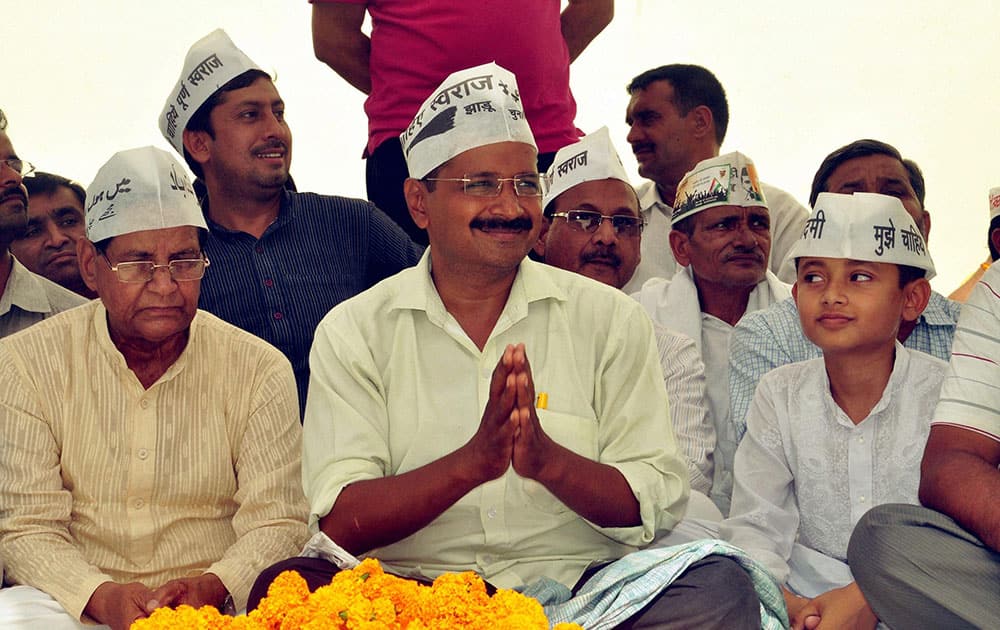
400, 62, 536, 180
990, 187, 1000, 221
86, 146, 207, 243
159, 29, 262, 155
785, 192, 935, 279
542, 126, 632, 212
671, 151, 767, 225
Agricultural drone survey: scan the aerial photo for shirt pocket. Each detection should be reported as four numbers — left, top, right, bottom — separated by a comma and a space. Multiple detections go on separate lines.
520, 408, 599, 514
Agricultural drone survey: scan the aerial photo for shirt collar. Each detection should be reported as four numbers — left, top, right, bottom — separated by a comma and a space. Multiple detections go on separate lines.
920, 291, 961, 327
0, 257, 57, 316
201, 189, 294, 236
636, 180, 673, 218
91, 300, 196, 388
390, 250, 568, 324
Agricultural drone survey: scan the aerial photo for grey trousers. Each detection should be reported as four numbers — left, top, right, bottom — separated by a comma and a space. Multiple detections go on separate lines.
848, 503, 1000, 629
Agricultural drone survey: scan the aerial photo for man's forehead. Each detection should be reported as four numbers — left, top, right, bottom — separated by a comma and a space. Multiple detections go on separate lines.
438, 142, 537, 175
831, 155, 909, 183
216, 77, 283, 109
0, 131, 17, 160
106, 226, 201, 254
697, 204, 768, 220
558, 180, 639, 214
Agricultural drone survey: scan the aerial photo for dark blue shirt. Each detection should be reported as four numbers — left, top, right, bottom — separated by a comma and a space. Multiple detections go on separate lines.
199, 190, 424, 416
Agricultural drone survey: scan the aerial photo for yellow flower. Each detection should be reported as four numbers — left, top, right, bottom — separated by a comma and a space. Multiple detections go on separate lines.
130, 560, 583, 630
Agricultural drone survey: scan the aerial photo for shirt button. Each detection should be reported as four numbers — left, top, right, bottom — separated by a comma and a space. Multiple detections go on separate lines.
255, 245, 264, 254
859, 496, 866, 503
140, 399, 149, 409
137, 448, 149, 460
134, 498, 145, 510
273, 312, 283, 320
482, 554, 493, 564
263, 278, 274, 288
487, 506, 497, 519
858, 436, 864, 443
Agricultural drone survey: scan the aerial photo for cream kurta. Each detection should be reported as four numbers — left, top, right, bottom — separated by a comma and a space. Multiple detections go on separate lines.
303, 254, 689, 590
0, 301, 308, 618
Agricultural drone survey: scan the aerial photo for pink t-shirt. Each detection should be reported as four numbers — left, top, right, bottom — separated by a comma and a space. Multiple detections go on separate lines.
315, 0, 582, 155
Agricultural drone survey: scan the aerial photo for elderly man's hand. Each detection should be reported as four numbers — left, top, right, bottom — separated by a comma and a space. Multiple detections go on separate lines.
85, 581, 155, 630
145, 573, 228, 613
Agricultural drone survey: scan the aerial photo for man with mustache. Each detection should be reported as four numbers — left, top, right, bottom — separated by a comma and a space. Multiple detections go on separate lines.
623, 64, 807, 292
251, 63, 764, 629
534, 127, 717, 501
160, 30, 423, 416
10, 172, 97, 298
634, 151, 791, 516
0, 110, 85, 338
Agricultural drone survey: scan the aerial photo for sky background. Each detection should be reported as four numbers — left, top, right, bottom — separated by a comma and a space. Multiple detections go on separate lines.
4, 1, 999, 293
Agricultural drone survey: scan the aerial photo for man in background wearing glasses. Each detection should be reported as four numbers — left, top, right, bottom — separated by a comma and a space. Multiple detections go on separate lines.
0, 109, 84, 338
534, 127, 718, 511
0, 147, 308, 630
633, 151, 791, 517
251, 63, 763, 629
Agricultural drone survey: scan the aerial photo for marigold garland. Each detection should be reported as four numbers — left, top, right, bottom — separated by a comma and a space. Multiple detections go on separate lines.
131, 558, 583, 629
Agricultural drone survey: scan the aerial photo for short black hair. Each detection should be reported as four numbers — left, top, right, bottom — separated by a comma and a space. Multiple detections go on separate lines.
182, 69, 272, 177
988, 215, 1000, 262
809, 139, 926, 208
24, 172, 86, 207
627, 65, 729, 145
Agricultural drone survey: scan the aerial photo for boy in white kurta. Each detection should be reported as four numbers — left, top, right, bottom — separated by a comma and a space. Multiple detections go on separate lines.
721, 192, 945, 629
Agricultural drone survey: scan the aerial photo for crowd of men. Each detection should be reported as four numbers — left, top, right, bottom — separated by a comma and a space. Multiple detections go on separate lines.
0, 4, 997, 629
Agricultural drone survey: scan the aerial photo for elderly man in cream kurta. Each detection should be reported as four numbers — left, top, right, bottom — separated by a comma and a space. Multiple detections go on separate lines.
633, 151, 790, 516
0, 147, 308, 630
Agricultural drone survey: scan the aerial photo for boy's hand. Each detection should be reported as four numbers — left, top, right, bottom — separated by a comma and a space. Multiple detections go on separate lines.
790, 582, 877, 630
782, 586, 811, 623
461, 344, 518, 483
508, 344, 558, 481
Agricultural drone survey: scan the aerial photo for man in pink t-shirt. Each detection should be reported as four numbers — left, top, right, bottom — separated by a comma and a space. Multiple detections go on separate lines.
310, 0, 612, 244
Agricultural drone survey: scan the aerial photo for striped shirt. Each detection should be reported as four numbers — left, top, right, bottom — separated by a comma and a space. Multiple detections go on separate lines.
199, 190, 424, 415
934, 265, 1000, 441
729, 292, 960, 443
0, 302, 309, 618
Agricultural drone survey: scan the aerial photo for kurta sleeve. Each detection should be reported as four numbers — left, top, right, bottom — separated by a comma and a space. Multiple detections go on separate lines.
0, 344, 115, 620
720, 374, 799, 584
655, 325, 715, 495
205, 353, 309, 610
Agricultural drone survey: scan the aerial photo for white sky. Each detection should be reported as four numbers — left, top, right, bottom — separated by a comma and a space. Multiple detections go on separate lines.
5, 1, 999, 293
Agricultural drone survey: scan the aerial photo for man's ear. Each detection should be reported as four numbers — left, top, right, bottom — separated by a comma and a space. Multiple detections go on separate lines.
532, 217, 551, 260
77, 238, 100, 294
688, 105, 714, 141
791, 281, 799, 305
404, 178, 430, 230
901, 276, 932, 323
669, 229, 691, 267
182, 129, 212, 166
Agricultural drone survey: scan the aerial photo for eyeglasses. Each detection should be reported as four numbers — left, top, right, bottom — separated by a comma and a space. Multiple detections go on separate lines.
423, 174, 544, 198
102, 254, 210, 283
1, 158, 35, 178
549, 210, 645, 237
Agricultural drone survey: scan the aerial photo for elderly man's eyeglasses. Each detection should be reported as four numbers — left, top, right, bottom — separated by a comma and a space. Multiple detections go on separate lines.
102, 254, 210, 283
550, 210, 645, 237
1, 158, 35, 178
423, 174, 544, 198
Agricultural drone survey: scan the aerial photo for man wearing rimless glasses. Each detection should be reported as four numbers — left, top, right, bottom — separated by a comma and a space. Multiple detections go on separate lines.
535, 127, 719, 511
